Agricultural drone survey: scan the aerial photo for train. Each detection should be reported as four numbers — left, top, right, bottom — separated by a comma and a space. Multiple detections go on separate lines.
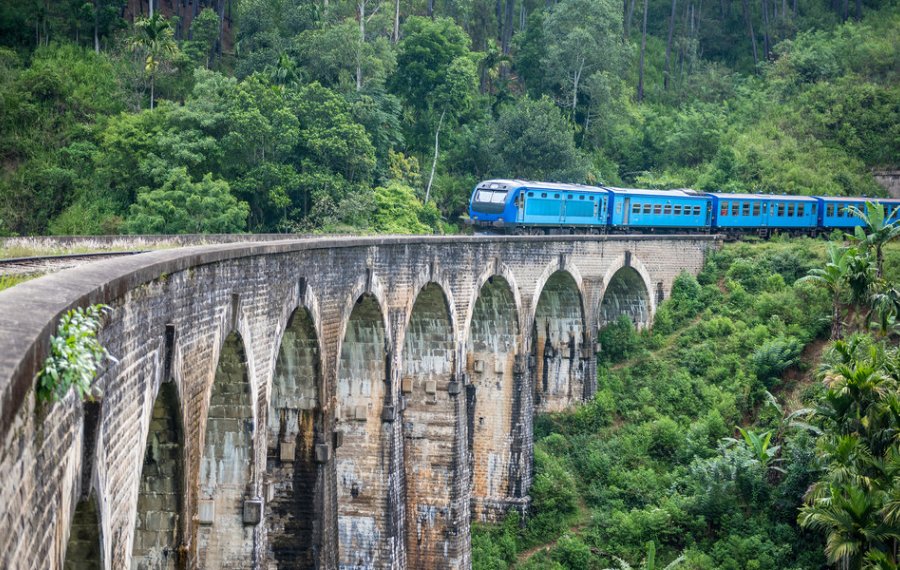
467, 179, 900, 237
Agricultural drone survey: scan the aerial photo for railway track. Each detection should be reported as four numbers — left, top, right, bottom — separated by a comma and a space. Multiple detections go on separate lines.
0, 251, 145, 277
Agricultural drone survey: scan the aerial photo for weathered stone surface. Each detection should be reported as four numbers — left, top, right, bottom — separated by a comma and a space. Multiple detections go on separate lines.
0, 234, 718, 569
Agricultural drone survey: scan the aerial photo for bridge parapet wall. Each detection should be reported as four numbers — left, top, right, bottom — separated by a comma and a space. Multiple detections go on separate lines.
0, 234, 719, 569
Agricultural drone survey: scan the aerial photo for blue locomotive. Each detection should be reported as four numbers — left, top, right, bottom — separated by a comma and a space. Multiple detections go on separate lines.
468, 179, 900, 236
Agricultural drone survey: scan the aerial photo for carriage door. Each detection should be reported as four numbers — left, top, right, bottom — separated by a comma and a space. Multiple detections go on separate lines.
517, 192, 525, 223
623, 198, 631, 224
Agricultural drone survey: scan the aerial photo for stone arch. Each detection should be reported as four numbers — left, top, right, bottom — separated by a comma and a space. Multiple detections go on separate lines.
465, 274, 521, 521
400, 282, 464, 568
598, 258, 654, 330
197, 332, 255, 568
265, 306, 323, 568
335, 293, 390, 569
131, 382, 183, 569
64, 496, 103, 569
463, 263, 524, 347
532, 271, 588, 412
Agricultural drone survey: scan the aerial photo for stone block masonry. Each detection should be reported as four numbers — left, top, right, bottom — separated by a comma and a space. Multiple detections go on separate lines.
0, 234, 719, 569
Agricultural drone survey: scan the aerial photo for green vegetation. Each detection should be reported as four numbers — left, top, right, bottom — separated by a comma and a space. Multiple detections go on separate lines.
473, 236, 900, 569
37, 304, 113, 403
0, 274, 38, 291
0, 1, 896, 236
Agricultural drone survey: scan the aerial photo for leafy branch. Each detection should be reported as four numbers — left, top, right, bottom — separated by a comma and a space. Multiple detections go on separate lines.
37, 304, 114, 403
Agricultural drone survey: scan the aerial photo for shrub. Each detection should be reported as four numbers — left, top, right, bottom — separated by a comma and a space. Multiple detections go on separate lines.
37, 305, 113, 403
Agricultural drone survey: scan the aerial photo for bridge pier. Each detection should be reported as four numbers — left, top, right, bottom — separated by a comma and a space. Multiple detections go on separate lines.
0, 235, 719, 570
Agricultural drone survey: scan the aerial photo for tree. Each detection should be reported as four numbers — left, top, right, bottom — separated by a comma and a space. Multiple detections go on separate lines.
186, 8, 219, 69
797, 244, 857, 339
392, 17, 477, 201
799, 339, 900, 569
846, 202, 900, 278
488, 96, 590, 182
542, 0, 624, 116
372, 182, 435, 233
637, 0, 649, 101
125, 168, 248, 234
128, 13, 179, 110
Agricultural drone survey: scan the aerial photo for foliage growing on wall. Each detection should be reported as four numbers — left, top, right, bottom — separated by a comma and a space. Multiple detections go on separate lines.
37, 305, 114, 403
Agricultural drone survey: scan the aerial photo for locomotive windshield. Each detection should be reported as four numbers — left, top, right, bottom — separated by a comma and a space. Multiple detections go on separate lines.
471, 187, 509, 214
475, 189, 508, 204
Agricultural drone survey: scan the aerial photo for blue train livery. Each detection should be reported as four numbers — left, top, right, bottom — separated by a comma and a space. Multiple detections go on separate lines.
608, 188, 710, 231
468, 178, 900, 237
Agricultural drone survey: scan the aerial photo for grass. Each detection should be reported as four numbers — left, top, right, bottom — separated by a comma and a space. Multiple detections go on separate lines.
0, 274, 39, 291
0, 244, 140, 260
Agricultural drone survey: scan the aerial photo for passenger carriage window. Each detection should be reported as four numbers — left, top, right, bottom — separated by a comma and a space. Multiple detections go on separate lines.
664, 205, 672, 215
589, 195, 594, 200
837, 205, 844, 217
694, 205, 701, 215
798, 204, 805, 216
541, 193, 547, 198
653, 204, 662, 214
742, 203, 750, 216
788, 204, 795, 217
674, 205, 682, 215
580, 195, 585, 200
777, 204, 785, 216
555, 194, 560, 198
732, 203, 739, 216
644, 204, 651, 214
721, 202, 728, 216
752, 203, 760, 216
528, 192, 534, 197
632, 203, 641, 214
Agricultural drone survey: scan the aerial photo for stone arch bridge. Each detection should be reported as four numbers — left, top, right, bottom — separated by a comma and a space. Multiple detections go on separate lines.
0, 234, 719, 570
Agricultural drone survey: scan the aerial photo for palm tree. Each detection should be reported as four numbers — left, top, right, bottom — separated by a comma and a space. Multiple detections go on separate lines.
128, 13, 179, 110
846, 202, 900, 278
797, 243, 857, 339
603, 542, 686, 570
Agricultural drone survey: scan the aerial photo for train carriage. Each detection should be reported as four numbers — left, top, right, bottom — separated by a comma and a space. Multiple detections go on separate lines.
817, 196, 900, 230
607, 188, 711, 231
709, 193, 818, 236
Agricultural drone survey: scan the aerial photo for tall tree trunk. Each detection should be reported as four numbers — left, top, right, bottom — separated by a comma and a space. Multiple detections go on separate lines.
664, 0, 678, 89
357, 0, 365, 91
741, 0, 758, 66
855, 0, 861, 19
150, 75, 155, 110
792, 0, 797, 17
216, 0, 226, 61
502, 0, 514, 54
638, 0, 649, 101
626, 0, 637, 38
571, 57, 584, 114
149, 0, 154, 18
761, 0, 770, 59
841, 0, 848, 20
93, 0, 100, 53
392, 0, 400, 43
427, 0, 434, 18
425, 110, 446, 205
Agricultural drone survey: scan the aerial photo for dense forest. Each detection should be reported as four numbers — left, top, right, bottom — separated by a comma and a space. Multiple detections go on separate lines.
0, 0, 897, 235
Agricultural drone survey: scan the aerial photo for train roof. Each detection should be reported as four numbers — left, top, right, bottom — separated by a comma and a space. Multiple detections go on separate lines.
705, 192, 818, 202
604, 187, 707, 198
476, 179, 607, 193
816, 195, 900, 203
